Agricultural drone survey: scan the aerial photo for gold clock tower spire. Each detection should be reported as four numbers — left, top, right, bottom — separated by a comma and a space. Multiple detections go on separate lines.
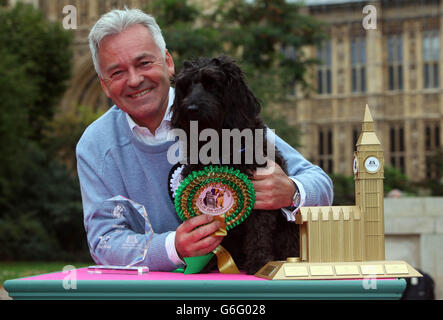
354, 105, 385, 260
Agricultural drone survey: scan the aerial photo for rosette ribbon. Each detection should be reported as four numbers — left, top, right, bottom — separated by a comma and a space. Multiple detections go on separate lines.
172, 165, 255, 274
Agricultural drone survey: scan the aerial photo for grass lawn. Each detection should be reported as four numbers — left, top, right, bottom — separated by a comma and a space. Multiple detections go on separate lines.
0, 261, 90, 287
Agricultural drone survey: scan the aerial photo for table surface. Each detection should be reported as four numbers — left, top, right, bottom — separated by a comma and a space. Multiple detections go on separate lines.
4, 268, 407, 300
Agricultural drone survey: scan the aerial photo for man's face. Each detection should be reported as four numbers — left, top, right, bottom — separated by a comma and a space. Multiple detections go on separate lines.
98, 24, 174, 131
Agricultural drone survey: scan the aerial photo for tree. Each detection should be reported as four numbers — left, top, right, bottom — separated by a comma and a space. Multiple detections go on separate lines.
0, 3, 73, 210
0, 3, 73, 141
214, 0, 324, 94
43, 106, 103, 173
384, 166, 415, 195
145, 0, 325, 148
0, 4, 89, 261
328, 173, 355, 205
0, 51, 37, 208
145, 0, 224, 71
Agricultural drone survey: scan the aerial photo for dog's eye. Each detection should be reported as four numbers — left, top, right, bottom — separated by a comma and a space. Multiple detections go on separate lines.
201, 74, 216, 90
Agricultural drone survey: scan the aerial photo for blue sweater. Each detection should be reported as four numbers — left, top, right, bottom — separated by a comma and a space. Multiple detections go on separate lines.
76, 105, 333, 270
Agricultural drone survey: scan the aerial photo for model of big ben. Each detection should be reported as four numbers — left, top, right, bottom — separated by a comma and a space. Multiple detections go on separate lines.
354, 105, 385, 261
255, 105, 421, 280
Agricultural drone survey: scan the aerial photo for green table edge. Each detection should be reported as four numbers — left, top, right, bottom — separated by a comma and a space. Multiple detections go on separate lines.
4, 278, 407, 300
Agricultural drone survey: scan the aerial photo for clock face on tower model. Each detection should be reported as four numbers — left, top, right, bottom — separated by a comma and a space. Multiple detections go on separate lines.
353, 156, 359, 175
364, 156, 380, 173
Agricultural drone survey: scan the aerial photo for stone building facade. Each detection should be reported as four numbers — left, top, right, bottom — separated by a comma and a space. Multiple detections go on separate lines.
290, 0, 443, 182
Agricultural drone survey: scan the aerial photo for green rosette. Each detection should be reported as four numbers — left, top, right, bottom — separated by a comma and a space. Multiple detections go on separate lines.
174, 165, 255, 231
172, 166, 255, 274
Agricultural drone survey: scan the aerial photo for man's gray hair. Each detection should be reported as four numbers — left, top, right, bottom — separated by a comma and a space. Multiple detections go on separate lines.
88, 8, 166, 78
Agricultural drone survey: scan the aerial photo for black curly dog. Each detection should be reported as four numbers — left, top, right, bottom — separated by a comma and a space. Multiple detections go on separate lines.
169, 56, 299, 274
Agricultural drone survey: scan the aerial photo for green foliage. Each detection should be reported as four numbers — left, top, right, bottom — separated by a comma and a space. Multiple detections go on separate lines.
145, 0, 325, 148
384, 166, 415, 195
0, 213, 60, 261
0, 3, 73, 140
0, 4, 87, 261
213, 0, 325, 99
165, 25, 223, 71
43, 105, 103, 172
146, 0, 223, 72
263, 112, 301, 149
425, 180, 443, 196
148, 0, 199, 26
411, 148, 443, 196
0, 51, 37, 203
0, 142, 89, 261
328, 173, 355, 205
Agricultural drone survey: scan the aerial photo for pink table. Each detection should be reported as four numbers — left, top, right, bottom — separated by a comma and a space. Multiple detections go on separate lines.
21, 268, 263, 281
3, 267, 406, 300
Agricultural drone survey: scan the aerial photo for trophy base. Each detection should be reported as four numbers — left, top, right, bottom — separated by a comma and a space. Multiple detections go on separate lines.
255, 258, 422, 280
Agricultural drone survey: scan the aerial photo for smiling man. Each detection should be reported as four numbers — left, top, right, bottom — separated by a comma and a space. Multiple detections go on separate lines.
76, 8, 333, 270
98, 23, 174, 133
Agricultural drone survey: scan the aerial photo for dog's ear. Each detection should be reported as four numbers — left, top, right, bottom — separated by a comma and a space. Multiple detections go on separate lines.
221, 58, 262, 129
217, 56, 241, 77
183, 60, 193, 69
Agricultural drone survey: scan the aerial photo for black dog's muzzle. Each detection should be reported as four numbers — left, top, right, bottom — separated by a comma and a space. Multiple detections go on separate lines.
187, 104, 198, 112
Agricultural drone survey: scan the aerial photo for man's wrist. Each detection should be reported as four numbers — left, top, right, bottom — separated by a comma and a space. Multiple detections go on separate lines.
166, 232, 185, 266
285, 177, 303, 211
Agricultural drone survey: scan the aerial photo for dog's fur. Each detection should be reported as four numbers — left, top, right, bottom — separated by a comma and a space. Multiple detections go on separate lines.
169, 56, 299, 274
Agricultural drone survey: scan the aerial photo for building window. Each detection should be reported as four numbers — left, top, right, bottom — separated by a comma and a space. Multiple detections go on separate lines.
318, 128, 333, 173
80, 0, 89, 25
282, 46, 297, 96
317, 41, 332, 95
351, 38, 366, 93
425, 122, 441, 179
423, 31, 439, 89
352, 127, 360, 151
387, 35, 403, 91
389, 123, 405, 173
288, 77, 297, 97
110, 0, 119, 8
98, 0, 107, 14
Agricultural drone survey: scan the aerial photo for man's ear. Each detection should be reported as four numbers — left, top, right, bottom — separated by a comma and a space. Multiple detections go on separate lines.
99, 76, 111, 98
165, 50, 175, 78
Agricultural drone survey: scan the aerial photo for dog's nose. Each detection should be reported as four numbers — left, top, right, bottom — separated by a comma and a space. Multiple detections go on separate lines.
187, 104, 198, 112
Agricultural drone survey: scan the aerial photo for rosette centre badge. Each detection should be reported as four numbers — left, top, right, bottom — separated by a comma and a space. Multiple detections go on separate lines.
196, 184, 234, 216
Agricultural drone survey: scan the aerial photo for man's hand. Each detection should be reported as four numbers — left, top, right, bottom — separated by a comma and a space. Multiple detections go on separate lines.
251, 160, 296, 210
175, 214, 224, 259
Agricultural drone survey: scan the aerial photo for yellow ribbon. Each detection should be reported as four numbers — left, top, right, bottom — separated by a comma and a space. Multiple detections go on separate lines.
212, 245, 240, 274
212, 214, 227, 236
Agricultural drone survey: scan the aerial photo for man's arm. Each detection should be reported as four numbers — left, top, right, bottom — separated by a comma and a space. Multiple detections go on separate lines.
76, 139, 182, 271
252, 130, 333, 211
